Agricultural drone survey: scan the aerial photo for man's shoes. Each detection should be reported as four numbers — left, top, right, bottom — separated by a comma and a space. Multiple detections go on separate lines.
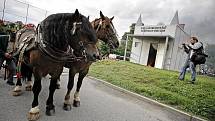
6, 81, 15, 86
188, 81, 195, 84
178, 77, 184, 81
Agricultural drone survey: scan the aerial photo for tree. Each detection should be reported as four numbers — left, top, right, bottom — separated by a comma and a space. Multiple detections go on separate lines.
98, 23, 136, 57
112, 23, 135, 56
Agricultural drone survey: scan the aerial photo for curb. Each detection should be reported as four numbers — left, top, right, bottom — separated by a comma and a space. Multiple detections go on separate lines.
87, 76, 207, 121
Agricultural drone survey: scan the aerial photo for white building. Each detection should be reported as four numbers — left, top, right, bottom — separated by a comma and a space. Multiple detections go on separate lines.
130, 11, 190, 71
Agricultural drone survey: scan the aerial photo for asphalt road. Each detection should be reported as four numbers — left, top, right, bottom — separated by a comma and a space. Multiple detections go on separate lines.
0, 69, 188, 121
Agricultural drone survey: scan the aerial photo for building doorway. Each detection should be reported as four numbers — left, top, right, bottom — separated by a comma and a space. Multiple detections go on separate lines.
147, 43, 158, 67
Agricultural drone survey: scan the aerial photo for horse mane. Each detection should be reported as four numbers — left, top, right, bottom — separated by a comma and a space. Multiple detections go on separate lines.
40, 13, 97, 51
80, 15, 97, 44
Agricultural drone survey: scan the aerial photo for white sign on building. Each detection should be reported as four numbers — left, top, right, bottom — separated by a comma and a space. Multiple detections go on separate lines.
141, 25, 167, 33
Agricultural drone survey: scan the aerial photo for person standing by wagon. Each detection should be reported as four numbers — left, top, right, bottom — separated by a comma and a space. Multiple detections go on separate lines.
0, 22, 16, 85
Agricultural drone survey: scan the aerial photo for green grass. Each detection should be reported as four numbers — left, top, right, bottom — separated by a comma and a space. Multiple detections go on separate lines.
88, 60, 215, 120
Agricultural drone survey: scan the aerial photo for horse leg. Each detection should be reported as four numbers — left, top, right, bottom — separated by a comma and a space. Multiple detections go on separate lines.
21, 63, 33, 91
12, 74, 22, 96
12, 63, 23, 96
56, 78, 61, 89
25, 71, 33, 91
27, 70, 42, 121
73, 68, 89, 107
45, 77, 58, 116
63, 69, 75, 111
46, 66, 63, 116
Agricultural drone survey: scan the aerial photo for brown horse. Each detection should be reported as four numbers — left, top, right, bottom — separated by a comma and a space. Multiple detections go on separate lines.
13, 9, 99, 121
62, 11, 119, 110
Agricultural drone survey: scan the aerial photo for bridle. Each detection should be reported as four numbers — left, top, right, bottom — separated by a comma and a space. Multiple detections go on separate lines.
93, 18, 117, 43
94, 19, 103, 33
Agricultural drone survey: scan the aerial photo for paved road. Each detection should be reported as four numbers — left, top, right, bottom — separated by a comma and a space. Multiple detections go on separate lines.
0, 69, 187, 121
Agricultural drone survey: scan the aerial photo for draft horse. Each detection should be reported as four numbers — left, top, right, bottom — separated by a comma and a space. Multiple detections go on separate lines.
13, 10, 98, 121
63, 11, 119, 110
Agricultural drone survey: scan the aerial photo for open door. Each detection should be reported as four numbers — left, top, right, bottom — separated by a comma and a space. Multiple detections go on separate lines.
147, 43, 158, 67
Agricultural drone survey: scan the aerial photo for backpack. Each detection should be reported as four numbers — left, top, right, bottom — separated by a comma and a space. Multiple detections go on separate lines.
190, 42, 208, 65
191, 53, 207, 64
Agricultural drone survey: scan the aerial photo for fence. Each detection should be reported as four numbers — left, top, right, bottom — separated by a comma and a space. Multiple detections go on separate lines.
0, 0, 52, 25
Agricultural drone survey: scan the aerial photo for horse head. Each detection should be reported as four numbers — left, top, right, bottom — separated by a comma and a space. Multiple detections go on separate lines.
92, 11, 119, 49
69, 9, 100, 62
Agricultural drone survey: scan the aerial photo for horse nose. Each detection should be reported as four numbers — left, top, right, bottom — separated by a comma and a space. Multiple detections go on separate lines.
96, 54, 102, 60
116, 41, 119, 47
93, 53, 101, 60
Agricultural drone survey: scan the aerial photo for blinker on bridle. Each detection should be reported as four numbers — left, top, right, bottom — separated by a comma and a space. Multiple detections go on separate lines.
95, 19, 103, 32
71, 22, 82, 35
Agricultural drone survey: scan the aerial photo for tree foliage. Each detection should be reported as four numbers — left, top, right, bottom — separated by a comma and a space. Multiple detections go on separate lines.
112, 23, 136, 56
205, 44, 215, 71
98, 41, 109, 56
97, 23, 136, 57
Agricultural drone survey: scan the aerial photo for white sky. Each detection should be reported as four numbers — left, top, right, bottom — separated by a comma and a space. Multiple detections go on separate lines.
19, 0, 215, 44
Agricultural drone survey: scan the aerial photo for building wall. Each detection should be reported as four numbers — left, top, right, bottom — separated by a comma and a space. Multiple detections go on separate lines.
131, 36, 166, 69
130, 24, 190, 71
155, 40, 165, 69
163, 39, 174, 70
168, 25, 190, 71
165, 25, 176, 37
139, 40, 150, 65
130, 37, 143, 63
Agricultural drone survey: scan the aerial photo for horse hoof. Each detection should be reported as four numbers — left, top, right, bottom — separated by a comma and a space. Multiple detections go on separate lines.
46, 109, 55, 116
12, 91, 22, 96
46, 105, 55, 116
73, 100, 80, 107
63, 103, 72, 111
27, 106, 40, 121
27, 112, 40, 121
12, 86, 22, 96
25, 81, 33, 91
25, 86, 32, 91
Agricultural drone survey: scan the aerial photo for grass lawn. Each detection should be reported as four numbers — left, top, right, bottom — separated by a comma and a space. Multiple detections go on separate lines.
88, 60, 215, 120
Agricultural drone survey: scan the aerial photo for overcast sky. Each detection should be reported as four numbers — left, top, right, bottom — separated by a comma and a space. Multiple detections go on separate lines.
18, 0, 215, 44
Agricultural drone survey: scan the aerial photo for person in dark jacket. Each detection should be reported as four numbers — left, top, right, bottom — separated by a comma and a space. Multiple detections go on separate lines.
0, 32, 16, 85
178, 36, 203, 84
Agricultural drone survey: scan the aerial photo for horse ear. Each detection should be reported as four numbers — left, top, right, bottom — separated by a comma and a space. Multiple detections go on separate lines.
100, 11, 105, 20
74, 9, 80, 19
87, 16, 90, 20
110, 16, 114, 21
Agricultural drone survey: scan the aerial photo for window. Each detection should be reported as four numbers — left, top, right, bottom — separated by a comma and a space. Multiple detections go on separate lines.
135, 42, 140, 47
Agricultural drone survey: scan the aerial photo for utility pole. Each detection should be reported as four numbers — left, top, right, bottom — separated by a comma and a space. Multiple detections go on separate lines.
45, 10, 48, 18
25, 3, 29, 24
1, 0, 7, 21
123, 34, 129, 61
